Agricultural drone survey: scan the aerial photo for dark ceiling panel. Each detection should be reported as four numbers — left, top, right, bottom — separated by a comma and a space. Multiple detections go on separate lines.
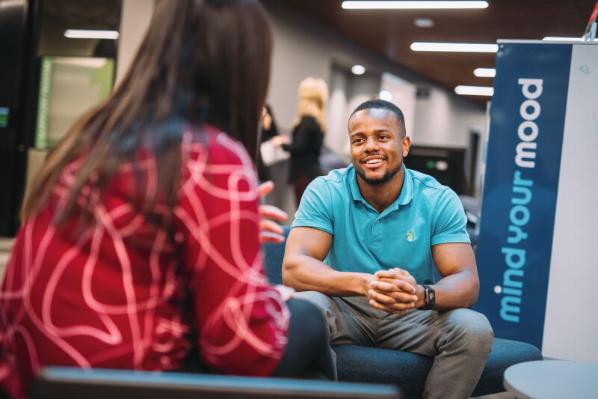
273, 0, 596, 102
42, 0, 121, 27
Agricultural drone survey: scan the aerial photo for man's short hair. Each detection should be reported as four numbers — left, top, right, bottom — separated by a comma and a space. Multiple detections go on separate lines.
349, 99, 406, 134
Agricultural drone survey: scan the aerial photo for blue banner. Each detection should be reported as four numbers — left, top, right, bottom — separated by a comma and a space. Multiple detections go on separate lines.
475, 43, 572, 348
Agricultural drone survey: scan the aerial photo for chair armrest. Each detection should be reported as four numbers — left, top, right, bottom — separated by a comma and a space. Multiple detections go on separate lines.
32, 366, 401, 399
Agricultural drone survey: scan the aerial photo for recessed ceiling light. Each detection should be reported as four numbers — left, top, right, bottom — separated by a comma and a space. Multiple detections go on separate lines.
414, 18, 434, 28
473, 68, 496, 77
64, 29, 120, 40
342, 1, 488, 10
410, 42, 498, 52
351, 64, 366, 75
379, 90, 393, 101
454, 85, 494, 96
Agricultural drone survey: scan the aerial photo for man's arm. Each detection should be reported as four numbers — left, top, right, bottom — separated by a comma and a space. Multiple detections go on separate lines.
425, 188, 479, 310
368, 243, 478, 312
282, 226, 373, 296
426, 242, 479, 310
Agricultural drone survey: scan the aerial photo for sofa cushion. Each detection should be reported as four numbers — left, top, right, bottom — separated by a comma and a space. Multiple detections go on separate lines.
263, 237, 286, 284
474, 337, 542, 395
334, 338, 542, 398
334, 344, 430, 398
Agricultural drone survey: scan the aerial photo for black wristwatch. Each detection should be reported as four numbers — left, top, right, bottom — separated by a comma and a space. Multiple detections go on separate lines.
420, 284, 436, 310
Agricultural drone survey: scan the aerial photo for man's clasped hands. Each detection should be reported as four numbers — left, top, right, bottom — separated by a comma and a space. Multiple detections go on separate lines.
367, 268, 422, 313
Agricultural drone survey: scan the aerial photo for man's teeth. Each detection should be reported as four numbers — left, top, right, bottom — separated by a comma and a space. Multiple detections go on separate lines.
366, 159, 382, 165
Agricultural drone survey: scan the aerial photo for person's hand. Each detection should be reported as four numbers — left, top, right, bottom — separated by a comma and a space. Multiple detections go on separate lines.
366, 268, 418, 314
271, 135, 290, 147
273, 284, 295, 302
258, 181, 288, 243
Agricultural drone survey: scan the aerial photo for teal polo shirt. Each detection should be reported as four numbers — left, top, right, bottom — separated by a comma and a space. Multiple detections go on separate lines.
291, 165, 470, 284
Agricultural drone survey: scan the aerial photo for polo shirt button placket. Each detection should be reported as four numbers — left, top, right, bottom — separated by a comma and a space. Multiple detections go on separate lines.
372, 217, 382, 242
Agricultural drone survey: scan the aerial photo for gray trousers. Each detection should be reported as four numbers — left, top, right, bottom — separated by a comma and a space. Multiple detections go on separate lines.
295, 291, 494, 399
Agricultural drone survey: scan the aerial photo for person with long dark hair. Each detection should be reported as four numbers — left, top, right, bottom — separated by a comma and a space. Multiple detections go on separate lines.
0, 2, 334, 398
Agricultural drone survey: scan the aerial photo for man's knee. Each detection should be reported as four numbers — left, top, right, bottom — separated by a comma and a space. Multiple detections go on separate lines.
287, 298, 330, 344
293, 291, 335, 314
444, 309, 494, 356
293, 291, 339, 335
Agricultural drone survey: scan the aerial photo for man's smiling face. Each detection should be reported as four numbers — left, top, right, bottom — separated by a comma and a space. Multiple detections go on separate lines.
348, 108, 410, 186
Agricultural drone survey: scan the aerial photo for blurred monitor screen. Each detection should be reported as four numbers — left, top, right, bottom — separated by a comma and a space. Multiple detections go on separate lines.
406, 145, 467, 195
34, 56, 114, 149
0, 107, 8, 128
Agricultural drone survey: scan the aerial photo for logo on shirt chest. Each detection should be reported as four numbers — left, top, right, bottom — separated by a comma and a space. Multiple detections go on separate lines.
406, 231, 415, 242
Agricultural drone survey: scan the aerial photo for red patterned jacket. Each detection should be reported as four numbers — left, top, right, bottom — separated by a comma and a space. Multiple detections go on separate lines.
0, 126, 289, 399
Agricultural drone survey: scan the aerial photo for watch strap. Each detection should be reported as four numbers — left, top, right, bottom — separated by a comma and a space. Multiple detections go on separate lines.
421, 284, 436, 310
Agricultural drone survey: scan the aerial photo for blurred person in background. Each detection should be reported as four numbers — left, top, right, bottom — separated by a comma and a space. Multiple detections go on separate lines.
256, 104, 287, 182
282, 77, 328, 205
0, 1, 335, 398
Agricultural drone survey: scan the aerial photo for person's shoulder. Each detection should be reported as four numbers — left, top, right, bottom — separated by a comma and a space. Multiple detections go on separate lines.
299, 115, 321, 130
406, 169, 450, 192
301, 115, 318, 124
320, 167, 352, 187
307, 167, 350, 197
408, 168, 454, 198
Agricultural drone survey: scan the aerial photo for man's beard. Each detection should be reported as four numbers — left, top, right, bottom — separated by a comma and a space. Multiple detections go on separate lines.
355, 162, 402, 186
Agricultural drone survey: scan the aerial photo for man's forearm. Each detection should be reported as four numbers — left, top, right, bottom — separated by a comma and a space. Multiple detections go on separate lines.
421, 269, 479, 311
282, 255, 372, 296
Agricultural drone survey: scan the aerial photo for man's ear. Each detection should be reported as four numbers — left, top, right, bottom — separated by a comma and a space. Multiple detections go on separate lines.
402, 135, 411, 157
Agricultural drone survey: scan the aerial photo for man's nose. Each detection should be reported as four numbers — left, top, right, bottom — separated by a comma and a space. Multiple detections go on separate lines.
364, 137, 380, 152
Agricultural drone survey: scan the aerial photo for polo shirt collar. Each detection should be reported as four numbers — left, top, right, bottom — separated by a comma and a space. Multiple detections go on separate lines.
348, 164, 414, 211
348, 165, 365, 203
396, 166, 414, 207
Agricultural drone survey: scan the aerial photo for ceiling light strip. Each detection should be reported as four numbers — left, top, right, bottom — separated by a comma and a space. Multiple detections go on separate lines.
454, 85, 493, 96
342, 1, 488, 9
473, 68, 496, 77
542, 36, 598, 42
410, 42, 498, 52
64, 29, 120, 40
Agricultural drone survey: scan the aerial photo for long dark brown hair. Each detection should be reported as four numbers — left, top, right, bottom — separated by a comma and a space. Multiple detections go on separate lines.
21, 0, 272, 224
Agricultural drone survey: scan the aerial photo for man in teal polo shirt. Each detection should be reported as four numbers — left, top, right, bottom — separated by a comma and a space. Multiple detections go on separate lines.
283, 99, 493, 399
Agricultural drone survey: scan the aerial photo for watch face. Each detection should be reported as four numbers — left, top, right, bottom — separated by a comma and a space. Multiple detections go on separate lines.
422, 285, 430, 309
428, 287, 436, 309
422, 284, 435, 310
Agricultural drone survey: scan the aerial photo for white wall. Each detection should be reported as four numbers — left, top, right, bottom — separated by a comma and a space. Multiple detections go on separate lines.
328, 68, 350, 160
413, 87, 487, 148
381, 73, 417, 139
267, 16, 331, 131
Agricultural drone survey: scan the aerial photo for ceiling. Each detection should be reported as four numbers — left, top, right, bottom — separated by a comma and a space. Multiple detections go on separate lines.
42, 0, 121, 28
274, 0, 596, 102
